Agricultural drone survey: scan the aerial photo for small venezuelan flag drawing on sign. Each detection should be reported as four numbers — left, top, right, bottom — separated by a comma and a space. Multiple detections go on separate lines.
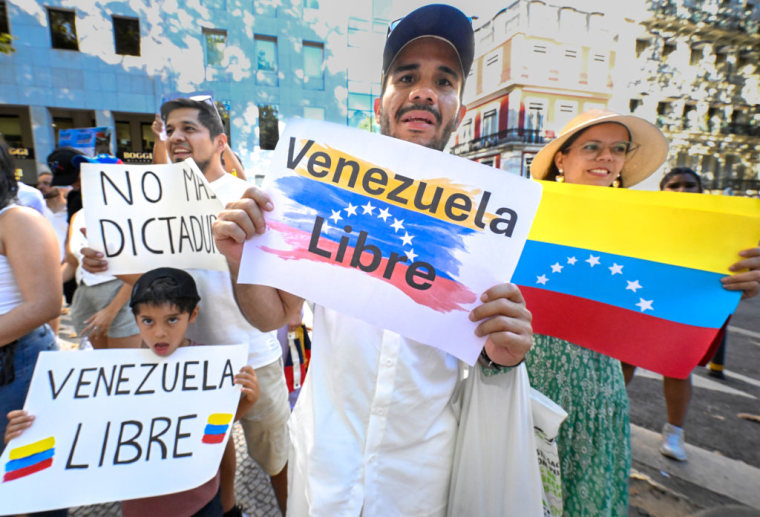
3, 436, 55, 482
202, 413, 233, 444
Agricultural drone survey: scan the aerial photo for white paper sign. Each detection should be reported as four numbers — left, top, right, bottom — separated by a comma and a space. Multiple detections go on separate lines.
0, 345, 247, 515
239, 119, 543, 364
80, 160, 227, 274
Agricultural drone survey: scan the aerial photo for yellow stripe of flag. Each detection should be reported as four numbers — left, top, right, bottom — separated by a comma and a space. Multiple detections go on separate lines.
9, 436, 55, 460
530, 181, 760, 274
207, 413, 233, 426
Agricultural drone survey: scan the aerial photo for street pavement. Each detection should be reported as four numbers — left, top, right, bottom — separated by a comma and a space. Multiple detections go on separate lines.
627, 294, 760, 516
49, 296, 760, 516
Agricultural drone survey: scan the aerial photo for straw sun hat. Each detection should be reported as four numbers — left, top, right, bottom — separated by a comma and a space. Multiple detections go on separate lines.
530, 109, 669, 187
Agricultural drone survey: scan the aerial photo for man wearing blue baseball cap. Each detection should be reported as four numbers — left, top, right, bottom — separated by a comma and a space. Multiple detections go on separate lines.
213, 5, 533, 515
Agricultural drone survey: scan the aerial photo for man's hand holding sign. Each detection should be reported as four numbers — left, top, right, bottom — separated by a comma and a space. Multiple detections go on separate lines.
214, 119, 542, 366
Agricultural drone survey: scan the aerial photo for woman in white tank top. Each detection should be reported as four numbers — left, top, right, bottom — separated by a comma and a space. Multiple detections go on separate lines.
0, 141, 62, 456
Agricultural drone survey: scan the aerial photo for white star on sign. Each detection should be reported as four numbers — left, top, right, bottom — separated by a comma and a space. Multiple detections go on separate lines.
550, 262, 564, 273
329, 209, 343, 224
626, 280, 642, 292
585, 254, 600, 267
567, 256, 577, 265
377, 207, 391, 222
635, 298, 654, 312
401, 232, 414, 246
390, 218, 405, 232
405, 248, 418, 261
345, 203, 358, 216
362, 201, 375, 215
609, 263, 623, 275
536, 274, 549, 285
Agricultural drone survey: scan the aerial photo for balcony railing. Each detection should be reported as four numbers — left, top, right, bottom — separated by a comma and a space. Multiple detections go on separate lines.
451, 128, 546, 155
703, 177, 760, 194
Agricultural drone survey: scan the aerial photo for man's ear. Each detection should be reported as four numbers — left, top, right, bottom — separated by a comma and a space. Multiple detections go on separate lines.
214, 132, 227, 154
374, 97, 381, 120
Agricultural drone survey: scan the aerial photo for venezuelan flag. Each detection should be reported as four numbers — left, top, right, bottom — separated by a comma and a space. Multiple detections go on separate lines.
3, 437, 55, 482
514, 181, 760, 378
202, 413, 233, 444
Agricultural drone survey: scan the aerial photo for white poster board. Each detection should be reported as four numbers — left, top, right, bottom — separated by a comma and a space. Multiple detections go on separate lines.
0, 345, 247, 515
239, 119, 543, 364
80, 160, 227, 274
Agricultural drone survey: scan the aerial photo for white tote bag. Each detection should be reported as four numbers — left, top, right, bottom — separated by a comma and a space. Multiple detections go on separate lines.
447, 364, 544, 517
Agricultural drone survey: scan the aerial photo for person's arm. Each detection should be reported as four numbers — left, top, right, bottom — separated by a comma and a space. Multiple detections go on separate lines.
212, 186, 304, 332
222, 145, 247, 180
0, 208, 62, 345
721, 242, 760, 300
80, 281, 133, 342
469, 283, 533, 367
233, 365, 259, 421
151, 114, 169, 165
4, 410, 34, 444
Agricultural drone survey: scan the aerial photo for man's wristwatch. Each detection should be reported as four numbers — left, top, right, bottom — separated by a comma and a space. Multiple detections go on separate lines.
478, 347, 524, 369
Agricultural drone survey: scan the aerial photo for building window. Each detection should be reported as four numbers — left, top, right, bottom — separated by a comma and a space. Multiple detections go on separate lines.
112, 16, 140, 56
689, 46, 702, 65
47, 8, 78, 51
303, 41, 324, 90
255, 35, 277, 71
0, 115, 22, 148
347, 92, 377, 131
115, 121, 131, 157
348, 17, 369, 47
303, 0, 319, 8
482, 110, 497, 138
635, 39, 649, 58
303, 106, 324, 120
461, 119, 472, 142
204, 29, 227, 66
258, 104, 279, 150
52, 117, 74, 145
0, 0, 10, 35
662, 41, 677, 59
255, 0, 277, 17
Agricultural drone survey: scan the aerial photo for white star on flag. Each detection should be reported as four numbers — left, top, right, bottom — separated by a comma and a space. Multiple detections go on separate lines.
586, 254, 601, 267
567, 256, 577, 265
401, 232, 414, 246
345, 203, 358, 216
536, 274, 549, 285
362, 201, 375, 215
626, 280, 642, 292
377, 207, 391, 222
550, 262, 564, 273
635, 298, 654, 312
329, 209, 343, 224
609, 263, 623, 275
390, 218, 405, 232
405, 248, 418, 261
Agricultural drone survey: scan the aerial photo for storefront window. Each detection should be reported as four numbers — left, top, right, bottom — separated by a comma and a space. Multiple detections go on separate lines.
141, 122, 155, 152
0, 115, 22, 148
53, 117, 74, 145
115, 121, 131, 156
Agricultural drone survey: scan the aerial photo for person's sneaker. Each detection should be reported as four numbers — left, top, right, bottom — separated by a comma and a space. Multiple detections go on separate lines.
659, 423, 687, 461
707, 364, 726, 380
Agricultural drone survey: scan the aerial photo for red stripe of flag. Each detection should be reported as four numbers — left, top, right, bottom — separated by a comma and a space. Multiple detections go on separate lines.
2, 458, 53, 482
202, 434, 226, 444
522, 286, 721, 378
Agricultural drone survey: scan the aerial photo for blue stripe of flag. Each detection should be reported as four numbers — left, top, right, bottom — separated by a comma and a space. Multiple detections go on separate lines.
513, 240, 738, 328
276, 175, 476, 282
203, 424, 229, 435
5, 448, 54, 472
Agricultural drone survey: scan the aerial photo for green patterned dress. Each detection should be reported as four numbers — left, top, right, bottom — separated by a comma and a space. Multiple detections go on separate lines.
526, 334, 630, 517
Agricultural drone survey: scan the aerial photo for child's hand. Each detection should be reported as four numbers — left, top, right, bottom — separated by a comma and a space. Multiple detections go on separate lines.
4, 410, 34, 445
234, 366, 259, 421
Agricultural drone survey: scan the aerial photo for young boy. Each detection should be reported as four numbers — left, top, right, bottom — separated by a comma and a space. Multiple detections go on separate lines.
5, 267, 258, 517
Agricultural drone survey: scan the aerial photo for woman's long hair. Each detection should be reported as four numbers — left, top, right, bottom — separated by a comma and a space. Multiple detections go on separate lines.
0, 140, 18, 210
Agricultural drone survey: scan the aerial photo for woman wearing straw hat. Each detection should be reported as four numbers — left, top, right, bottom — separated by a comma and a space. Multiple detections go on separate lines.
526, 109, 760, 515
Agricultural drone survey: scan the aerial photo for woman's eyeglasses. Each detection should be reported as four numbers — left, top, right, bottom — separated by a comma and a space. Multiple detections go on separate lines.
566, 141, 638, 158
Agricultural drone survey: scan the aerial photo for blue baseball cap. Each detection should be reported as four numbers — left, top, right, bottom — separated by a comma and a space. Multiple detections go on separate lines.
382, 4, 474, 82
